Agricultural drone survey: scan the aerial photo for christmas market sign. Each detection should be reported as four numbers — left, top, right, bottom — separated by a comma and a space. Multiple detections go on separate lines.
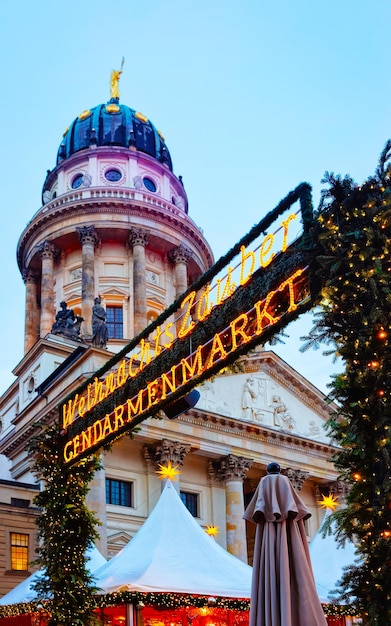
61, 183, 316, 465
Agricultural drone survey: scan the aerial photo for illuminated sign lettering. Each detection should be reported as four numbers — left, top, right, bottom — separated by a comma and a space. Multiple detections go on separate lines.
60, 183, 315, 465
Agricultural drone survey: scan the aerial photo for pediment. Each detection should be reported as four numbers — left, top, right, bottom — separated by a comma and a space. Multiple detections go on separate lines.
63, 291, 81, 303
197, 352, 333, 445
148, 296, 164, 306
107, 530, 133, 557
99, 287, 128, 297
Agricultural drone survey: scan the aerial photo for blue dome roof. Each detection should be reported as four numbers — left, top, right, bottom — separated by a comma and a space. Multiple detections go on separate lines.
56, 99, 173, 171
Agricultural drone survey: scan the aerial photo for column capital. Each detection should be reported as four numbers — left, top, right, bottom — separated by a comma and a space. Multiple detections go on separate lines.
22, 267, 38, 284
168, 244, 192, 265
209, 454, 253, 483
315, 480, 350, 500
38, 240, 58, 260
129, 227, 149, 248
282, 467, 309, 491
144, 439, 191, 471
76, 225, 99, 246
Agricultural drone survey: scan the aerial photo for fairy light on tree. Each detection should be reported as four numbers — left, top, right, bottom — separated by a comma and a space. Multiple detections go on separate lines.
302, 141, 391, 624
28, 425, 102, 626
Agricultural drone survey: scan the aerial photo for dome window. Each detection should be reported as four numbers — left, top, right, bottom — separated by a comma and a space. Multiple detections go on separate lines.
105, 168, 122, 183
143, 177, 157, 192
71, 174, 84, 189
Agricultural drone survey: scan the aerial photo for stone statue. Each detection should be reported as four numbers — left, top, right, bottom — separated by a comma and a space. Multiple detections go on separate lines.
82, 173, 92, 188
133, 175, 143, 189
110, 57, 124, 100
92, 297, 109, 349
51, 301, 83, 340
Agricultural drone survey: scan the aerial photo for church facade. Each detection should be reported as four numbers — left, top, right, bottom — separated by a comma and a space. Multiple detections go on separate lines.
0, 80, 342, 597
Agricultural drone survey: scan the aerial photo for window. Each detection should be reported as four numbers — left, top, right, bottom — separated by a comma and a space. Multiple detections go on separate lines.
105, 168, 122, 183
71, 173, 84, 189
11, 498, 30, 508
106, 306, 123, 339
180, 491, 199, 517
10, 533, 29, 571
143, 177, 157, 192
106, 479, 133, 507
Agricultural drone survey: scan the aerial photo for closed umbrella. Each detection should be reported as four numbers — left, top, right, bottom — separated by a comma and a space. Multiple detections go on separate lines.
243, 463, 327, 626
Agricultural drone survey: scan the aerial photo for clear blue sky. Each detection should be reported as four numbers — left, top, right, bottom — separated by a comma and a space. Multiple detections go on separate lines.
1, 0, 390, 394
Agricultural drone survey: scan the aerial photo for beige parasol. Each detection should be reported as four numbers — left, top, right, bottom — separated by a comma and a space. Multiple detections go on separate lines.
243, 463, 327, 626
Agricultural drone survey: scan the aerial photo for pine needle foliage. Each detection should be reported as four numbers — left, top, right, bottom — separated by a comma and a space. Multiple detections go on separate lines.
306, 142, 391, 624
29, 424, 102, 626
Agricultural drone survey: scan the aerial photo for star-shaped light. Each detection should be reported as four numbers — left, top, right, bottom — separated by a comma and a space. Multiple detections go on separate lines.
319, 493, 339, 511
205, 525, 219, 537
156, 461, 181, 481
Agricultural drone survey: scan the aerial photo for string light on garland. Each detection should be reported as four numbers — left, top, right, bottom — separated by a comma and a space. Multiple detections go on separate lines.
0, 589, 359, 620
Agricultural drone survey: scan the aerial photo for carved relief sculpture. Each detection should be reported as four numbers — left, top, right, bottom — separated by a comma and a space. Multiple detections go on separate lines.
271, 394, 295, 431
241, 376, 266, 422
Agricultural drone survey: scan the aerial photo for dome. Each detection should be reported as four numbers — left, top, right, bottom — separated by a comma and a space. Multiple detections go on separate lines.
56, 98, 173, 171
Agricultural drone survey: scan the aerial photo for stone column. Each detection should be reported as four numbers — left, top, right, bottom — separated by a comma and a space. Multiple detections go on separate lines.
169, 245, 192, 299
38, 240, 58, 338
76, 226, 99, 340
85, 459, 107, 557
129, 227, 149, 337
169, 245, 192, 335
23, 268, 39, 353
144, 439, 191, 493
209, 454, 253, 562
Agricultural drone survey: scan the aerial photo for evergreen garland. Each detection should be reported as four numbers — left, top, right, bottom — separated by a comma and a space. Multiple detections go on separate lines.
302, 141, 391, 624
0, 591, 359, 619
28, 424, 102, 626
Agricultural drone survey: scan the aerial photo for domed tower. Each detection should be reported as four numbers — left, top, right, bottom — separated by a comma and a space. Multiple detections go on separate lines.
17, 75, 213, 354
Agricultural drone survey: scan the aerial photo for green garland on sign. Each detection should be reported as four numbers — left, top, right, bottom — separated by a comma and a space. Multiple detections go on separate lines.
302, 141, 391, 625
28, 424, 102, 626
61, 183, 314, 418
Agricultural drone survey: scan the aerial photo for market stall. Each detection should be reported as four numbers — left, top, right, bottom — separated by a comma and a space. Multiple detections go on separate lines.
0, 481, 361, 625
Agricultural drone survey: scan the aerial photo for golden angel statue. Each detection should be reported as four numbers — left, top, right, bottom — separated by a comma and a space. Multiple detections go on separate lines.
110, 57, 125, 100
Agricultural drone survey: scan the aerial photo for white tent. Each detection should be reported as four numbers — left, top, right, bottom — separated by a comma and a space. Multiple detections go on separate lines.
309, 510, 358, 604
94, 480, 252, 598
0, 544, 106, 606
